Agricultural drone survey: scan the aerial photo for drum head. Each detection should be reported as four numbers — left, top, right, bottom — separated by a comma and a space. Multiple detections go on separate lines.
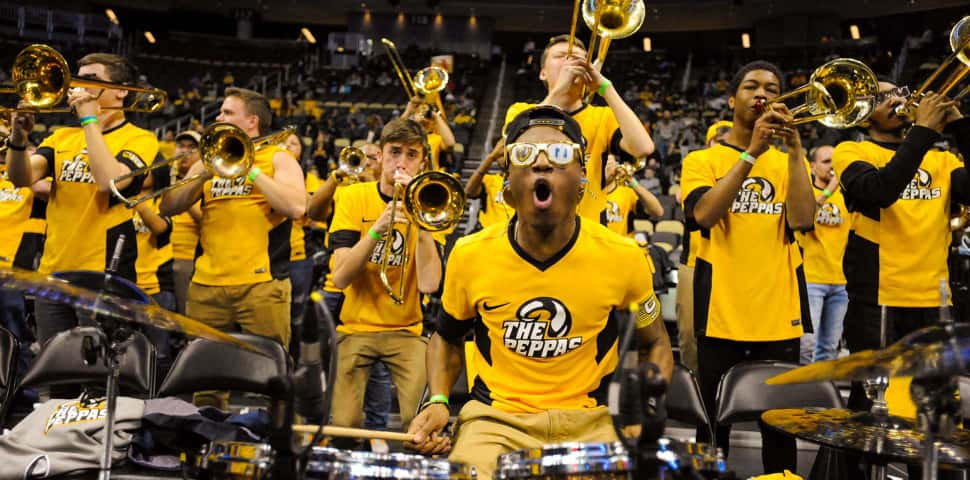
307, 448, 475, 480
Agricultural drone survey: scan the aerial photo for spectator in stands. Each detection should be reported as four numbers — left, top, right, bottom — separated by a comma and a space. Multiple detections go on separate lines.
638, 167, 662, 196
222, 71, 235, 88
797, 145, 849, 364
159, 129, 176, 160
654, 110, 677, 161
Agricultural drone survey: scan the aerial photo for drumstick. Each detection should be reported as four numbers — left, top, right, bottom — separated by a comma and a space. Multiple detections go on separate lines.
293, 424, 415, 443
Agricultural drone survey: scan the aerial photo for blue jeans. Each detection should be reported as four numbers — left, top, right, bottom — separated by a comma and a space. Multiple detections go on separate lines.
799, 283, 849, 363
0, 290, 34, 389
322, 291, 392, 430
289, 258, 314, 356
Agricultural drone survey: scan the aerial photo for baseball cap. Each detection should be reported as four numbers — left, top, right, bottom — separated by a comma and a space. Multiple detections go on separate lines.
705, 120, 733, 144
504, 105, 586, 149
175, 130, 201, 145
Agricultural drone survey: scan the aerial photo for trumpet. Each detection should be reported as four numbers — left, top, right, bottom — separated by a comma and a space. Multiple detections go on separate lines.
380, 171, 465, 304
758, 58, 879, 129
380, 38, 448, 120
896, 16, 970, 119
109, 123, 295, 207
0, 44, 167, 114
336, 146, 367, 184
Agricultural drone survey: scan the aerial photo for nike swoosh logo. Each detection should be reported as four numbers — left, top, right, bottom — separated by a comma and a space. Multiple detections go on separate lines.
482, 301, 510, 312
362, 218, 376, 223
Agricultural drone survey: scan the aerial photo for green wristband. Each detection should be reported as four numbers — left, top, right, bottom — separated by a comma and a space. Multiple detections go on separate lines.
822, 188, 833, 198
740, 151, 756, 165
79, 115, 98, 126
367, 227, 381, 241
597, 79, 612, 96
247, 167, 262, 182
428, 394, 449, 405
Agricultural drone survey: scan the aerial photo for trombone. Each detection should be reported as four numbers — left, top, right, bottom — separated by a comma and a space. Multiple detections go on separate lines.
615, 156, 645, 185
336, 146, 367, 184
109, 123, 296, 207
564, 0, 644, 102
895, 16, 970, 119
380, 38, 449, 120
761, 58, 879, 129
379, 171, 465, 304
0, 44, 167, 114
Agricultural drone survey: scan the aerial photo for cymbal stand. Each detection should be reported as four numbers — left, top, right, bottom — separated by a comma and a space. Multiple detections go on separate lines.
89, 235, 131, 480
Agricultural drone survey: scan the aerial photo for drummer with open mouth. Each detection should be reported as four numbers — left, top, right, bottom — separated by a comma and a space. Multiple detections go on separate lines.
406, 105, 673, 479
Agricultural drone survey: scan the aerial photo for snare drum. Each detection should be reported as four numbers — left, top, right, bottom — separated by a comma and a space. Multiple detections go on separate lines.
495, 442, 631, 479
197, 441, 274, 479
306, 447, 476, 480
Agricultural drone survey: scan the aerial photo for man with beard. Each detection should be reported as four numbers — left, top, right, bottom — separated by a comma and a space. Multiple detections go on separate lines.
406, 106, 672, 479
680, 61, 816, 473
832, 83, 968, 410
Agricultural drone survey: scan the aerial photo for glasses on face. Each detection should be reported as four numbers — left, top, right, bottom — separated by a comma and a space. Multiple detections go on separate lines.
506, 142, 581, 167
875, 86, 911, 105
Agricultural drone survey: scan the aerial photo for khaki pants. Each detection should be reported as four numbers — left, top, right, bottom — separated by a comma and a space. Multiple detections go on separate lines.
675, 264, 697, 372
449, 401, 618, 480
331, 331, 428, 429
186, 279, 292, 346
172, 259, 194, 315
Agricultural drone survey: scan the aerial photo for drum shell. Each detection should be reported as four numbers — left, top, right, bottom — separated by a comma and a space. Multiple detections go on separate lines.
306, 447, 476, 480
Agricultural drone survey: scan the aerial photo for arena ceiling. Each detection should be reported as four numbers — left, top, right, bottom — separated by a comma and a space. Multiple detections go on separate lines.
91, 0, 970, 32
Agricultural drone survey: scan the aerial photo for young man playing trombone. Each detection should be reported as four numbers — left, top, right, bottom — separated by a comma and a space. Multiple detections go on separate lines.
160, 87, 306, 347
408, 106, 672, 479
680, 61, 815, 474
505, 35, 654, 222
6, 52, 159, 343
328, 118, 443, 434
833, 82, 970, 411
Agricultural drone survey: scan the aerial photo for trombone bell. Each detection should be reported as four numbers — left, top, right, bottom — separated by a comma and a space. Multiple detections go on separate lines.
109, 123, 295, 208
768, 58, 878, 129
379, 171, 466, 304
3, 44, 168, 114
581, 0, 645, 40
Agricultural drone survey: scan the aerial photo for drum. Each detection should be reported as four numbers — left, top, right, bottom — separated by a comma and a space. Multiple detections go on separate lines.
306, 447, 476, 480
495, 442, 631, 479
197, 441, 274, 479
649, 438, 728, 478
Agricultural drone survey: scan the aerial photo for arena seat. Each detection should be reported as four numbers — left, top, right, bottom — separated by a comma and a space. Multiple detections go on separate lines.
0, 326, 19, 424
158, 333, 290, 399
667, 363, 713, 441
20, 327, 157, 398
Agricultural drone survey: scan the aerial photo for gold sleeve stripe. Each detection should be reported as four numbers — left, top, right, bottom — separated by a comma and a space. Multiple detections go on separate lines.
635, 293, 661, 328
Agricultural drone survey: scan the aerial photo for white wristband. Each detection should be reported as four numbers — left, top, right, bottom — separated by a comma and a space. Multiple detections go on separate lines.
740, 151, 756, 165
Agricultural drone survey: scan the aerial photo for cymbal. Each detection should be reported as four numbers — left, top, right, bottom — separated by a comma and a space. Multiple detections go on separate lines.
0, 267, 263, 354
762, 408, 970, 465
766, 324, 970, 385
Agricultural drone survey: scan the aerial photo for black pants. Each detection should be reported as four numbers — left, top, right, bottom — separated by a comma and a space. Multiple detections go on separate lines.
696, 335, 799, 475
843, 300, 938, 411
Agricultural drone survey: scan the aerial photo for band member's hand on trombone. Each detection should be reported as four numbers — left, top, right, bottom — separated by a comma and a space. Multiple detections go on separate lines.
911, 91, 958, 133
756, 102, 801, 151
68, 88, 101, 119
